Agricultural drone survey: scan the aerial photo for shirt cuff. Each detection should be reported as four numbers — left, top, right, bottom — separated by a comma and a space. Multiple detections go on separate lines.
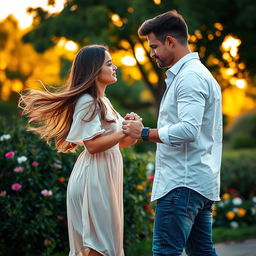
158, 125, 170, 144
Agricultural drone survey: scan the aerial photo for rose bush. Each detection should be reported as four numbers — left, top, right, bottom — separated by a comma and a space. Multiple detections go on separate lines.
0, 116, 154, 256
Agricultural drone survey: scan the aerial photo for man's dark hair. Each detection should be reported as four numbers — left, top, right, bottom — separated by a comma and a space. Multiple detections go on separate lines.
138, 10, 188, 45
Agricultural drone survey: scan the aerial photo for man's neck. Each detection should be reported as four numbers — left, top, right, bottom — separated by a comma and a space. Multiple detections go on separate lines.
177, 46, 191, 61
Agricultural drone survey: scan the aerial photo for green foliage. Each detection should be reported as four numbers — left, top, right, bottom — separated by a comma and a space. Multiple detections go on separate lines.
23, 0, 256, 100
226, 111, 256, 149
221, 149, 256, 198
213, 192, 256, 229
0, 115, 154, 255
0, 100, 18, 117
122, 148, 154, 253
212, 149, 256, 230
0, 116, 74, 255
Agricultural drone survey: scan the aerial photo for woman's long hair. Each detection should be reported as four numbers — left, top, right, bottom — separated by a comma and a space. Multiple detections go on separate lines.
19, 45, 109, 153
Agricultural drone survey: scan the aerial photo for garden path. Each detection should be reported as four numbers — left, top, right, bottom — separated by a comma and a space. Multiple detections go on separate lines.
181, 239, 256, 256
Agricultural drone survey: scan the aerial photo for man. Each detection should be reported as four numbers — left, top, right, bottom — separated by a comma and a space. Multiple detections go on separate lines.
122, 10, 222, 256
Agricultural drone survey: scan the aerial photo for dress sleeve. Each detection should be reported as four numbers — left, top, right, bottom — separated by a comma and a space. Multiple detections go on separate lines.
66, 94, 105, 143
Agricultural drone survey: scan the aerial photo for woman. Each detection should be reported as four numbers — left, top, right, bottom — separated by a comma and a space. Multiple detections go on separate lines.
19, 45, 140, 256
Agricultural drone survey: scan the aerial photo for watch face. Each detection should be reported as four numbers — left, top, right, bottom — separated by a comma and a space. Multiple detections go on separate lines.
141, 127, 149, 141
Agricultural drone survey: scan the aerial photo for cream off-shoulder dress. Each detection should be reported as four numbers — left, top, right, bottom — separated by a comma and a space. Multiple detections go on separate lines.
66, 94, 125, 256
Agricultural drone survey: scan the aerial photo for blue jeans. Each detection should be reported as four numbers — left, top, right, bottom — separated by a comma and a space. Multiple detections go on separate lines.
153, 187, 218, 256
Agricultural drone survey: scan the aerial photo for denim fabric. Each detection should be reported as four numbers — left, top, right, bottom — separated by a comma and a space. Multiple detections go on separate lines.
153, 187, 218, 256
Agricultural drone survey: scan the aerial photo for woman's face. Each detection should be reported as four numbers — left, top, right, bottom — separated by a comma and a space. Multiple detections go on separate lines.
96, 51, 117, 87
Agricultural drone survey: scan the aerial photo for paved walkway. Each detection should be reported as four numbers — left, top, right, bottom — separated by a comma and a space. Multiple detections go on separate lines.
181, 239, 256, 256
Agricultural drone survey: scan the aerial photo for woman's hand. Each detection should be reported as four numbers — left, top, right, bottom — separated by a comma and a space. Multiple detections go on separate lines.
124, 112, 142, 121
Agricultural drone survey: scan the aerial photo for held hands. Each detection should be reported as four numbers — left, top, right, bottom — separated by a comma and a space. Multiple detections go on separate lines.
122, 112, 144, 139
124, 112, 142, 121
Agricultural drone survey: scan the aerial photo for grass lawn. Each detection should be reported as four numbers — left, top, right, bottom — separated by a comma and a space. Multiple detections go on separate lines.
213, 226, 256, 243
127, 225, 256, 256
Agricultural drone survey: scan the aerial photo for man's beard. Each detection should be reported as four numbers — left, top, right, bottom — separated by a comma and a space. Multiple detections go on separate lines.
156, 57, 168, 68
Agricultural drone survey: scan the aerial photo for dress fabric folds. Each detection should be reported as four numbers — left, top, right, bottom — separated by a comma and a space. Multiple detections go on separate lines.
66, 94, 124, 256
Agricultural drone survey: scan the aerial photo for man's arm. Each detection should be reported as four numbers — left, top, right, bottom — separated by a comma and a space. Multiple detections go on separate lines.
122, 120, 163, 143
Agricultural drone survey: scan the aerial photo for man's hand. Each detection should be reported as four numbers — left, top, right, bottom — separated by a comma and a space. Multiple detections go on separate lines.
124, 112, 143, 121
122, 120, 143, 139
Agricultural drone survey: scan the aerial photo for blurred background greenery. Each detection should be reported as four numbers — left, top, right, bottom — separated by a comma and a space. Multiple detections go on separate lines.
0, 0, 256, 255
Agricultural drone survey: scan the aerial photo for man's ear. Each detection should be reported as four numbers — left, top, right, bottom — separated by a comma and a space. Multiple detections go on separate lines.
165, 35, 175, 48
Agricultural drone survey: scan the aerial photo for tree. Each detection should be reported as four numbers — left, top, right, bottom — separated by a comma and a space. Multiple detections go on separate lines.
23, 0, 256, 117
0, 16, 66, 103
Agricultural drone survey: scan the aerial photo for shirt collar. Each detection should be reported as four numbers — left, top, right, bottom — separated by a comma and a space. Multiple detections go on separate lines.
166, 52, 199, 78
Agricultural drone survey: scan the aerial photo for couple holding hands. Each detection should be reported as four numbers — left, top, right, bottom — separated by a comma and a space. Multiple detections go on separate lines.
20, 10, 222, 256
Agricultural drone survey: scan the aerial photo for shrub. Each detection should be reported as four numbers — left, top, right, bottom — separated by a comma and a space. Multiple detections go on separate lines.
213, 149, 256, 229
227, 111, 256, 149
221, 150, 256, 198
122, 148, 154, 253
0, 116, 75, 256
0, 116, 154, 255
213, 191, 256, 229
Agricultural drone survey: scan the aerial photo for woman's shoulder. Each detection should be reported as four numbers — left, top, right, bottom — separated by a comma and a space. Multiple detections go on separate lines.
74, 94, 95, 113
76, 93, 94, 106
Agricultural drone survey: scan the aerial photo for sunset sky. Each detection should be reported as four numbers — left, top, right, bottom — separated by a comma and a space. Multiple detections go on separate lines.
0, 0, 66, 29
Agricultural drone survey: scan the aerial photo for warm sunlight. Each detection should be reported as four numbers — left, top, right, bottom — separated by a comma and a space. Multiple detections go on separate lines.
153, 0, 161, 5
57, 38, 78, 52
135, 46, 147, 64
222, 35, 241, 57
121, 56, 136, 66
235, 79, 247, 89
0, 0, 66, 29
111, 14, 123, 27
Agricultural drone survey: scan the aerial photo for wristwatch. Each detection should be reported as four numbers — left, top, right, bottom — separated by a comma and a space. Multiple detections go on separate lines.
141, 127, 150, 141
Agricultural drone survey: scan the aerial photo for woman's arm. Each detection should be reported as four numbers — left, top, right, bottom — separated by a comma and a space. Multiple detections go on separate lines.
119, 136, 138, 148
83, 130, 127, 154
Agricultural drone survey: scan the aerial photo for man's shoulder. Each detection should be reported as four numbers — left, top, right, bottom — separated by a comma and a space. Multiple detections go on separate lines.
179, 62, 213, 82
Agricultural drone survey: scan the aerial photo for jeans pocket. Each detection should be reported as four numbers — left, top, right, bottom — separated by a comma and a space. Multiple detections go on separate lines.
186, 190, 209, 220
157, 188, 180, 213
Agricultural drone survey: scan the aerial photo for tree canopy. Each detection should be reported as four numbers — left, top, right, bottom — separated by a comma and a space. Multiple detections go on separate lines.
21, 0, 256, 119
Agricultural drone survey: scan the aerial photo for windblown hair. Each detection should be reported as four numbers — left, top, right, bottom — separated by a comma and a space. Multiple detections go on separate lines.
138, 10, 188, 45
19, 45, 109, 153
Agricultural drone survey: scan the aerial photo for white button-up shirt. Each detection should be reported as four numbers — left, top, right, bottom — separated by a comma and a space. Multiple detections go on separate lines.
151, 52, 222, 202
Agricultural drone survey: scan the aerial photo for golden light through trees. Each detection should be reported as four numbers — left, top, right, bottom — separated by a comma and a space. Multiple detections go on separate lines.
153, 0, 161, 5
0, 5, 255, 126
111, 14, 123, 27
0, 0, 65, 29
219, 34, 255, 124
0, 17, 78, 100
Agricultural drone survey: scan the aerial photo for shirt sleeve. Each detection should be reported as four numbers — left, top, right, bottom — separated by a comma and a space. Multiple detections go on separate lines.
66, 95, 105, 143
159, 72, 209, 145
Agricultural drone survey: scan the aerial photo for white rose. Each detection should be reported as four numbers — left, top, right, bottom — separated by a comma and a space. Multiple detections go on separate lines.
232, 197, 242, 206
0, 134, 11, 141
17, 156, 28, 163
146, 162, 154, 174
230, 221, 239, 229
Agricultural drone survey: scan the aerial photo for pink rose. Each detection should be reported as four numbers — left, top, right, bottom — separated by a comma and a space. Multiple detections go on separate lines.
13, 166, 24, 173
147, 174, 154, 182
11, 183, 22, 191
41, 189, 53, 196
5, 151, 15, 158
53, 163, 62, 169
32, 161, 39, 166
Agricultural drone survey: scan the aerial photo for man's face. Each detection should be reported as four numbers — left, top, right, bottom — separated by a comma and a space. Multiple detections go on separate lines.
147, 32, 174, 68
